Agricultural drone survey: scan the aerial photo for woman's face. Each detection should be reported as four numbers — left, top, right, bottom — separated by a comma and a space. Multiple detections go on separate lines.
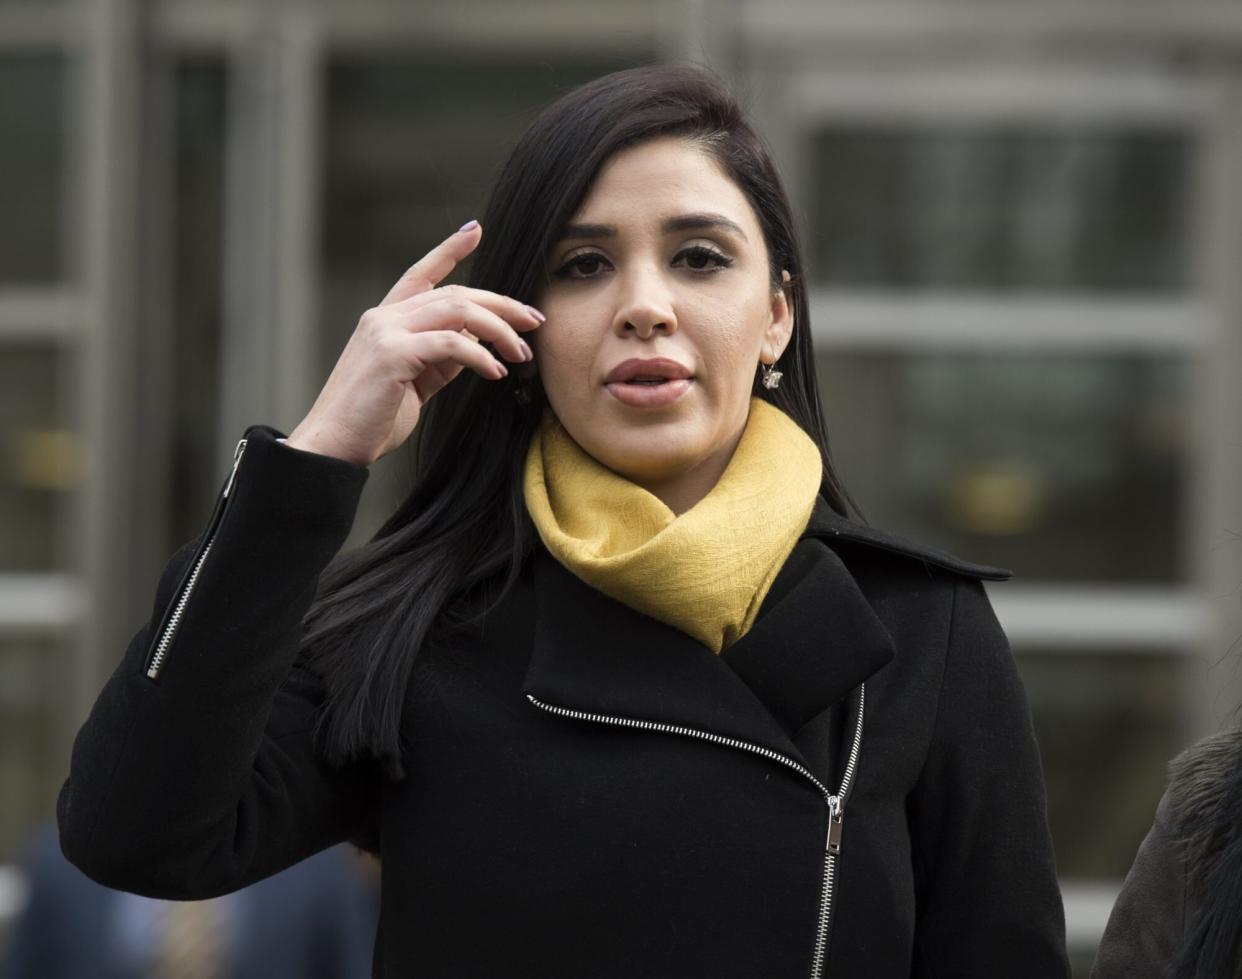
530, 136, 793, 499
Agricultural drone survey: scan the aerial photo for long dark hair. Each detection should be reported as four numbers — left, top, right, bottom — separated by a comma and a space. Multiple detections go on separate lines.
301, 62, 855, 777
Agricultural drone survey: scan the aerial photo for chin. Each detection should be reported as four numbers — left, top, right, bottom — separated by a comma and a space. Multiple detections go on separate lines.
592, 431, 708, 486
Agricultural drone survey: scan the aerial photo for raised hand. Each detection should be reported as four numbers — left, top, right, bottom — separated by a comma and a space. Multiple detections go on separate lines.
285, 220, 543, 467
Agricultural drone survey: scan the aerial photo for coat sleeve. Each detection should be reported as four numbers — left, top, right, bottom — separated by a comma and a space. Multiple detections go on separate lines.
909, 577, 1070, 978
56, 425, 377, 900
1090, 791, 1185, 978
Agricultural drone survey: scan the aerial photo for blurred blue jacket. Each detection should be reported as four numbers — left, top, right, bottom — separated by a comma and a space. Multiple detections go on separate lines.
1, 825, 377, 979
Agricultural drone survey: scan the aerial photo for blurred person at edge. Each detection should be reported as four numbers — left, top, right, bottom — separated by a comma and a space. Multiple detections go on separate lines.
1094, 722, 1242, 976
54, 64, 1067, 977
1, 825, 377, 979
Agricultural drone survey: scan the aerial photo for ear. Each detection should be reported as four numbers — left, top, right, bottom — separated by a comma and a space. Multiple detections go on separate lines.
761, 269, 795, 365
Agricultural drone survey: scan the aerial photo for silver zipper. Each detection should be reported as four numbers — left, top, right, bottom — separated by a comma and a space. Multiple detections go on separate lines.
145, 438, 248, 680
816, 683, 865, 975
526, 682, 865, 979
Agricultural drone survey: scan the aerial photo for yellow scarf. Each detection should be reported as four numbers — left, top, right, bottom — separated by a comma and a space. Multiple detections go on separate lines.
522, 397, 823, 653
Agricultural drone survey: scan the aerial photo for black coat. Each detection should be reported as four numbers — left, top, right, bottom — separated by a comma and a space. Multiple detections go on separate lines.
58, 424, 1069, 978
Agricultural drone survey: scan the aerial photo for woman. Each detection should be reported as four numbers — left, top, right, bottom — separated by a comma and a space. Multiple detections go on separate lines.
1093, 728, 1242, 977
57, 63, 1068, 977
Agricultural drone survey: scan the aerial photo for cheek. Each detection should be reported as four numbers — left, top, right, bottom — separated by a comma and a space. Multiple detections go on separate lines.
695, 305, 766, 384
533, 319, 598, 396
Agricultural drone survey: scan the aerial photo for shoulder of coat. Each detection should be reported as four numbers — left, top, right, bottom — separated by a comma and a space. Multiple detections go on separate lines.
1165, 727, 1242, 874
803, 499, 1012, 582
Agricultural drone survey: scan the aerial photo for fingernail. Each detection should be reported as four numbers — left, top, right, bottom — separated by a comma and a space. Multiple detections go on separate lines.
520, 339, 533, 361
496, 361, 508, 377
458, 219, 479, 233
525, 304, 546, 323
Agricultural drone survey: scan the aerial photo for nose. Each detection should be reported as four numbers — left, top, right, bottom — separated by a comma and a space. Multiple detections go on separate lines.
611, 261, 677, 339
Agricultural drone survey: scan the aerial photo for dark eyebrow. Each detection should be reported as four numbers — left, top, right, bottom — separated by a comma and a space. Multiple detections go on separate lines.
661, 212, 748, 241
556, 212, 749, 244
558, 222, 617, 242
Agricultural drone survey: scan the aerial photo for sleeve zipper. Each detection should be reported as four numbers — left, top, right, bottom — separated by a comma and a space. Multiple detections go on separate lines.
144, 438, 248, 680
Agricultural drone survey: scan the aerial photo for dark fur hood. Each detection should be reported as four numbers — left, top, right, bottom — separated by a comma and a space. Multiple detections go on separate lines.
1094, 729, 1242, 977
1165, 727, 1242, 977
1166, 727, 1242, 894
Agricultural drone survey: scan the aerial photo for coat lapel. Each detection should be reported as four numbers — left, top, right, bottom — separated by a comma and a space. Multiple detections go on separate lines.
720, 535, 895, 735
523, 548, 804, 764
523, 497, 897, 770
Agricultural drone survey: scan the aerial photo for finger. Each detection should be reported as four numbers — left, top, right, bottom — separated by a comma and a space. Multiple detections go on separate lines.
388, 284, 545, 333
398, 295, 533, 364
396, 329, 509, 383
379, 220, 483, 307
410, 356, 464, 405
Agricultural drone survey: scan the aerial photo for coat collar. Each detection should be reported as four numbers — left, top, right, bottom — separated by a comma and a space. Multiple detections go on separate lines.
522, 498, 897, 765
803, 498, 1013, 582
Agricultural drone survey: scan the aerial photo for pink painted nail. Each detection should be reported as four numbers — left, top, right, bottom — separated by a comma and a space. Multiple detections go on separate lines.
458, 219, 479, 233
525, 304, 546, 323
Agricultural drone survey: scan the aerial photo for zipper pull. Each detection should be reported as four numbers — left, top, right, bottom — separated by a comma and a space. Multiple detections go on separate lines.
223, 438, 248, 498
826, 795, 844, 855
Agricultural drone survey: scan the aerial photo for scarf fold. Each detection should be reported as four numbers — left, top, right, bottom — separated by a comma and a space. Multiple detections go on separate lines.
522, 396, 823, 653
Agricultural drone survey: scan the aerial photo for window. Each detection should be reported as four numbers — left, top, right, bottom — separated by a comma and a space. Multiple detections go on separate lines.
0, 56, 67, 286
808, 128, 1193, 292
818, 351, 1191, 583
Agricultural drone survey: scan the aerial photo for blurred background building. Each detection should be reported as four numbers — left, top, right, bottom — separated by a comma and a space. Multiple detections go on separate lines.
3, 0, 1242, 974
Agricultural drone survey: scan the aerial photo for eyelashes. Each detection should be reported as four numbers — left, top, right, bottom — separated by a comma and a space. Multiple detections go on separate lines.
551, 245, 734, 281
675, 246, 734, 274
552, 253, 610, 280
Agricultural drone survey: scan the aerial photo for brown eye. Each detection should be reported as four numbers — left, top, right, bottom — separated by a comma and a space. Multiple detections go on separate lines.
674, 245, 733, 273
553, 252, 612, 280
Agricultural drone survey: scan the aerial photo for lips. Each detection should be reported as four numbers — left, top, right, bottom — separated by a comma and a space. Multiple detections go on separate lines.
603, 358, 694, 408
604, 358, 693, 384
